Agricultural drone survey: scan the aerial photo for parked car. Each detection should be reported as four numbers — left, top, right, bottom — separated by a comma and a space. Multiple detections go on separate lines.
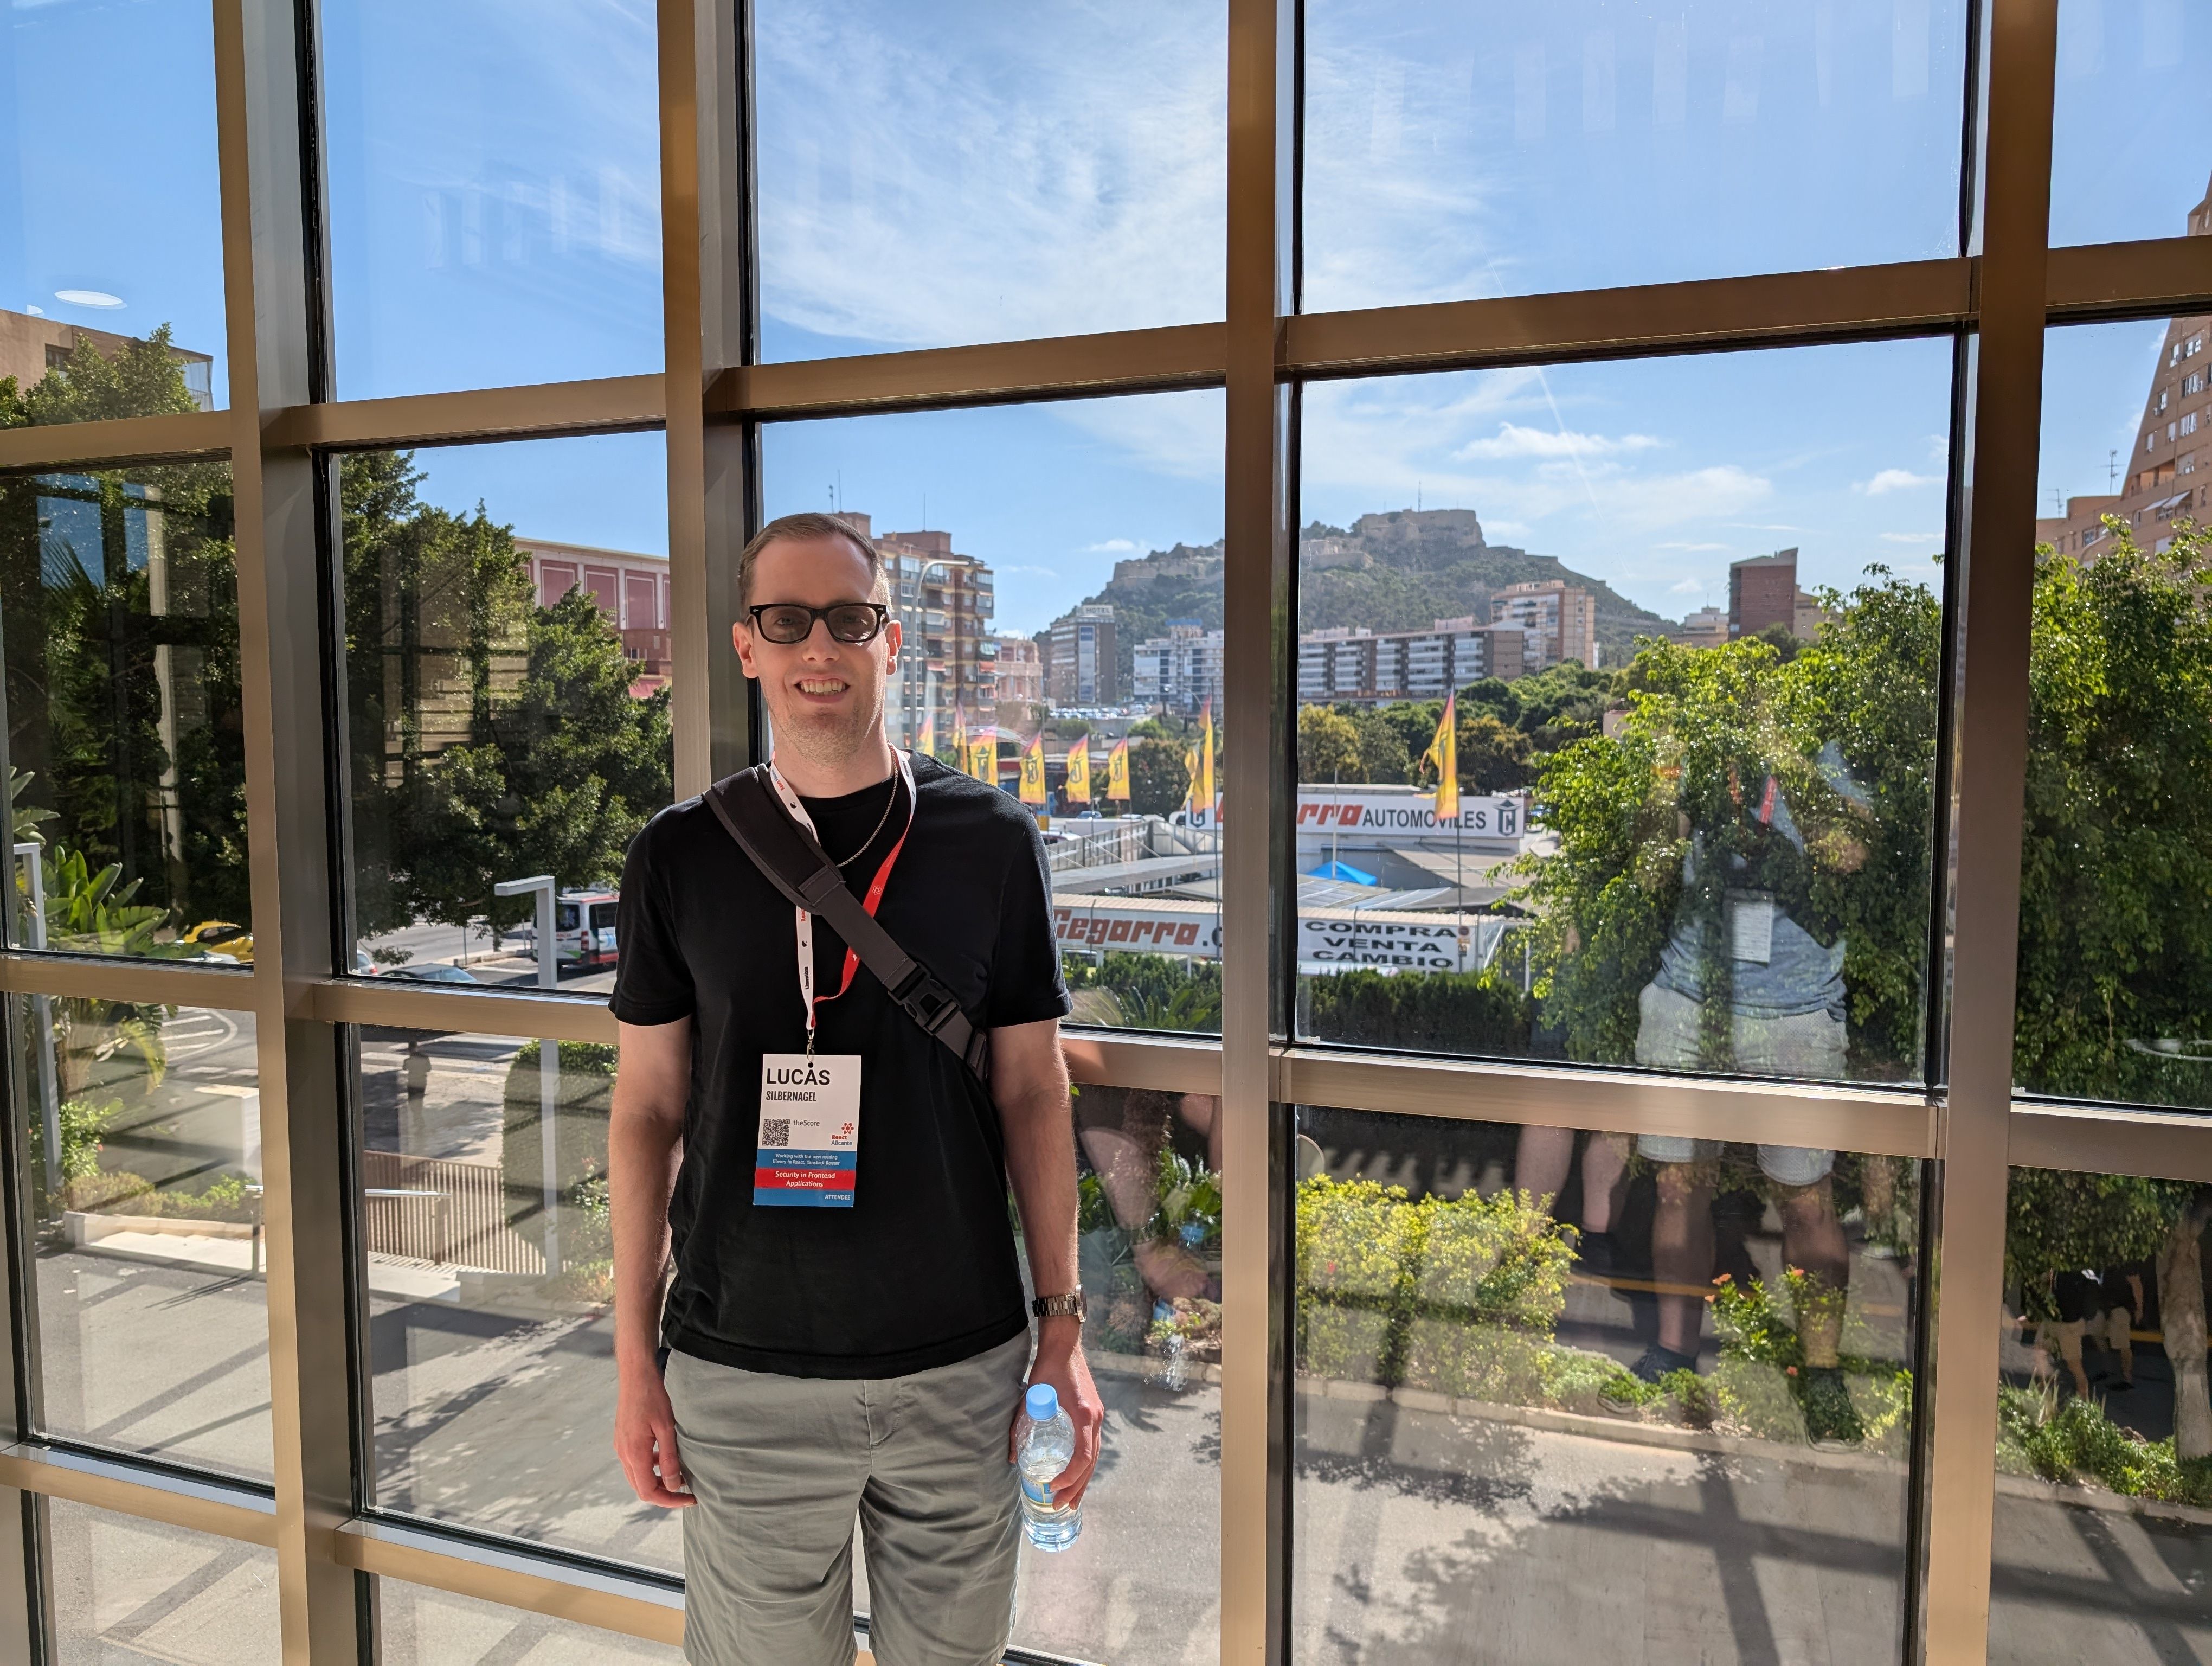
183, 920, 253, 965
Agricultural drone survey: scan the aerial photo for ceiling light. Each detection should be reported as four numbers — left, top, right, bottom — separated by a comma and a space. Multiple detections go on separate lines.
54, 290, 124, 309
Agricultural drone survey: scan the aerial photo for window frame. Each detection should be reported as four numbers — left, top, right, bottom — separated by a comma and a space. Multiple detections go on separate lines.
0, 0, 2199, 1662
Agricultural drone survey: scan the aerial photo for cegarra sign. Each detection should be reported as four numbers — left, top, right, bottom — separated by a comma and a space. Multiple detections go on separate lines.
1053, 899, 1510, 972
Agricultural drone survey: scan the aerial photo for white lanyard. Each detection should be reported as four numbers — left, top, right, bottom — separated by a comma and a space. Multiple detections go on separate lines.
766, 749, 917, 1050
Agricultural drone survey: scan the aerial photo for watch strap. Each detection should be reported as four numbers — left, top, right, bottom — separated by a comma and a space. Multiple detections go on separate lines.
1031, 1291, 1086, 1322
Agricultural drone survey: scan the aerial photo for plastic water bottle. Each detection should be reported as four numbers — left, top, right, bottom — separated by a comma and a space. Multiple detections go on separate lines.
1014, 1383, 1081, 1551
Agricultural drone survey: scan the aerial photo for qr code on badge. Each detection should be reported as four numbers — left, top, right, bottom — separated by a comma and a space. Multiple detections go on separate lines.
761, 1119, 792, 1148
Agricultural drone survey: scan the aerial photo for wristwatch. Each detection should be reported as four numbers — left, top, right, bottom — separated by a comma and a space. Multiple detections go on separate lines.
1031, 1291, 1088, 1323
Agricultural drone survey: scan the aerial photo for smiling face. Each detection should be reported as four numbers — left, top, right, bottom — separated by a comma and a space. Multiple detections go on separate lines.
733, 531, 901, 776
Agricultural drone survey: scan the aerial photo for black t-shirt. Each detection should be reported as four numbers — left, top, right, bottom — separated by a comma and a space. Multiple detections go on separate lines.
610, 752, 1070, 1379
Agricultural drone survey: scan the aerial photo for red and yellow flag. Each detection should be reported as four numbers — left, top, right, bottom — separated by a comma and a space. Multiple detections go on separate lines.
967, 726, 997, 785
916, 707, 936, 758
1105, 738, 1131, 800
1064, 743, 1092, 804
1018, 733, 1049, 805
1422, 692, 1459, 823
1183, 744, 1201, 813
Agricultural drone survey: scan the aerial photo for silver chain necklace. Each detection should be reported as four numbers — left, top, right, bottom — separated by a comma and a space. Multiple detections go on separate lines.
825, 773, 902, 866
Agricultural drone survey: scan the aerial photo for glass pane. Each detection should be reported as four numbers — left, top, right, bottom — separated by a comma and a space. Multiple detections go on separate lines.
361, 1025, 674, 1568
339, 435, 672, 991
48, 1500, 280, 1663
1296, 1105, 1922, 1664
1000, 1084, 1220, 1661
1303, 0, 1967, 312
755, 2, 1225, 361
2, 0, 226, 422
1988, 1165, 2212, 1661
1293, 343, 1952, 1083
2027, 319, 2212, 1107
321, 0, 662, 398
761, 393, 1229, 1034
2050, 3, 2212, 249
374, 1578, 682, 1664
1, 461, 248, 960
14, 992, 269, 1481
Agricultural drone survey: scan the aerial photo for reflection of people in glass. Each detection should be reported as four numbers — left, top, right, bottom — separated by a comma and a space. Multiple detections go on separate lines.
1514, 1127, 1629, 1272
2042, 1266, 2143, 1398
1629, 744, 1870, 1444
1076, 1088, 1221, 1304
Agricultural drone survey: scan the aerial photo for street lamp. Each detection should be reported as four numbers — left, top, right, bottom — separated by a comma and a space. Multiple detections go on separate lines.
494, 875, 562, 1274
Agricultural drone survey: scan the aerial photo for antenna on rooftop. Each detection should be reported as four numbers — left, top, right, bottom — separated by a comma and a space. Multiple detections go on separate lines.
2110, 449, 2120, 491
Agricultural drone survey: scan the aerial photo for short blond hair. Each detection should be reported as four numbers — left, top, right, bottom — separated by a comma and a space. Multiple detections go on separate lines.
737, 513, 888, 609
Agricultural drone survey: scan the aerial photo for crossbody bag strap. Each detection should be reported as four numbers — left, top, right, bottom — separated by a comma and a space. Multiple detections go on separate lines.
704, 767, 991, 1084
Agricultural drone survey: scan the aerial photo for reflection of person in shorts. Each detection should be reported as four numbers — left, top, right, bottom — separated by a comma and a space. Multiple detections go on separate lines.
1629, 745, 1868, 1447
2043, 1267, 2143, 1397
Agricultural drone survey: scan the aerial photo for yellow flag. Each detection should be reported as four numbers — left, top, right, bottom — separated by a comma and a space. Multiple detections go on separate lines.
1422, 692, 1459, 823
1183, 745, 1200, 813
1199, 701, 1217, 822
917, 707, 935, 758
1019, 733, 1049, 805
968, 727, 997, 785
1105, 738, 1131, 800
1065, 743, 1092, 804
952, 701, 968, 760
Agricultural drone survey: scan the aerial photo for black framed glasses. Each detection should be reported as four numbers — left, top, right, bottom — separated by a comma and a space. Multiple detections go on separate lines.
746, 602, 890, 645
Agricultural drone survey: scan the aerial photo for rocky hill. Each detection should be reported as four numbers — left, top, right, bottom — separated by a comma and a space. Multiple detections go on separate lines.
1071, 507, 1681, 677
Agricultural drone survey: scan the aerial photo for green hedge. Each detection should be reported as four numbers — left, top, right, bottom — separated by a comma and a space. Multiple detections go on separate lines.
1301, 967, 1532, 1054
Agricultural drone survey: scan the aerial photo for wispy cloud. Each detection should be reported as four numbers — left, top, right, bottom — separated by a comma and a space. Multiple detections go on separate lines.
756, 3, 1225, 350
1655, 540, 1732, 551
1880, 531, 1945, 544
1453, 423, 1662, 460
1084, 539, 1138, 553
1857, 467, 1941, 495
996, 563, 1062, 575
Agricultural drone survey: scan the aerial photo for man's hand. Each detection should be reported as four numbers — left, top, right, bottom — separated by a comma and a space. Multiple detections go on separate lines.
1010, 1319, 1104, 1508
614, 1361, 695, 1509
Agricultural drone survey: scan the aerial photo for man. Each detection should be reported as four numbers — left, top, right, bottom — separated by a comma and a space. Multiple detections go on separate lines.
1622, 745, 1870, 1450
609, 511, 1103, 1666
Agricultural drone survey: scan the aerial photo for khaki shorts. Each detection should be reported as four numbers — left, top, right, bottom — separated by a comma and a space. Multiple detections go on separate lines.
1633, 981, 1842, 1186
666, 1332, 1030, 1666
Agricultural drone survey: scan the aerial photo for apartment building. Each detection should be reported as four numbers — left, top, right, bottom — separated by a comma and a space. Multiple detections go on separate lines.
2036, 177, 2212, 562
518, 539, 671, 693
1043, 603, 1119, 706
1296, 616, 1526, 706
1131, 619, 1225, 714
0, 307, 215, 409
1490, 580, 1599, 669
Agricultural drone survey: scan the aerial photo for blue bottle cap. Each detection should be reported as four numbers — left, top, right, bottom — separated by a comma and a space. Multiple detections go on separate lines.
1024, 1383, 1059, 1421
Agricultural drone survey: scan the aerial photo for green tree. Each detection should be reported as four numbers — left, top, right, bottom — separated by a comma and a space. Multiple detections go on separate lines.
1128, 736, 1191, 817
2014, 523, 2212, 1104
338, 451, 672, 938
409, 588, 673, 933
1297, 706, 1362, 783
0, 330, 249, 931
1345, 707, 1410, 784
1457, 711, 1532, 793
1521, 570, 1936, 1078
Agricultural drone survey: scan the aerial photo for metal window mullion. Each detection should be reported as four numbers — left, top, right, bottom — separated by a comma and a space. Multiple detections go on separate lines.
1221, 1, 1294, 1662
1920, 2, 2060, 1659
212, 0, 359, 1661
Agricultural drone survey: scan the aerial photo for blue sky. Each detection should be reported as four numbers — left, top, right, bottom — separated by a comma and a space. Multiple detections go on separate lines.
4, 0, 2208, 633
